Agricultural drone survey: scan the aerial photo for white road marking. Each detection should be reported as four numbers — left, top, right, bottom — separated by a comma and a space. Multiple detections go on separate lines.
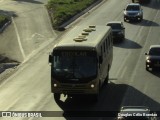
116, 51, 130, 77
12, 17, 26, 59
136, 26, 144, 43
126, 10, 160, 84
31, 33, 45, 39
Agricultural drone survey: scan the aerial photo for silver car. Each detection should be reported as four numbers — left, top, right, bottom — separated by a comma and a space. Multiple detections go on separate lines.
124, 3, 143, 22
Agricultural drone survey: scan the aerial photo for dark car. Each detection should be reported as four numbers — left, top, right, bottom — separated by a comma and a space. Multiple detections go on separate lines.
145, 45, 160, 71
124, 3, 143, 22
117, 106, 158, 120
132, 0, 150, 4
132, 0, 139, 2
106, 21, 125, 42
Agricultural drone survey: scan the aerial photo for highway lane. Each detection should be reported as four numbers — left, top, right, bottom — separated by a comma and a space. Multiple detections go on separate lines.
122, 6, 160, 109
67, 0, 160, 110
0, 0, 57, 62
0, 0, 159, 120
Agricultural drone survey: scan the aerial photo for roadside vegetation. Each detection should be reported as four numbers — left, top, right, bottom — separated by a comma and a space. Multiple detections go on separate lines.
47, 0, 98, 30
0, 14, 10, 29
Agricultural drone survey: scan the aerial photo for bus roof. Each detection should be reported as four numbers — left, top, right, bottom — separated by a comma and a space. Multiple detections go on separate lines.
54, 25, 111, 50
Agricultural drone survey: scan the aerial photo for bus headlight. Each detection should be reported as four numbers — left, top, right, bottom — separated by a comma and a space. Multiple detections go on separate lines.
147, 59, 151, 63
90, 84, 95, 88
53, 84, 57, 87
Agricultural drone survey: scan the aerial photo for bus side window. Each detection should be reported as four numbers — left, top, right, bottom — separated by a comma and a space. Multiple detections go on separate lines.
111, 34, 113, 45
99, 56, 102, 64
101, 46, 103, 62
110, 34, 113, 46
106, 38, 108, 52
103, 42, 106, 53
108, 36, 111, 47
107, 37, 110, 52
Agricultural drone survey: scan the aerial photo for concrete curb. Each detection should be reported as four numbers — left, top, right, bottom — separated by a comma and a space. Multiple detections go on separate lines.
0, 55, 19, 74
58, 0, 103, 31
0, 20, 11, 33
0, 63, 19, 74
0, 56, 6, 63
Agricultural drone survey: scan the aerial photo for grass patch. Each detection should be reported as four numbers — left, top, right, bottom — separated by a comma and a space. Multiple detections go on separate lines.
47, 0, 98, 29
0, 14, 10, 28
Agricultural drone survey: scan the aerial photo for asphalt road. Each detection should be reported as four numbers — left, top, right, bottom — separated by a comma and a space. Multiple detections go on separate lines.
0, 0, 160, 120
0, 0, 57, 62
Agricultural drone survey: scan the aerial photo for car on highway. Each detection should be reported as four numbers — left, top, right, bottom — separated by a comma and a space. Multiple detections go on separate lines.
124, 3, 143, 22
117, 106, 158, 120
145, 45, 160, 71
132, 0, 139, 2
132, 0, 150, 4
106, 21, 125, 42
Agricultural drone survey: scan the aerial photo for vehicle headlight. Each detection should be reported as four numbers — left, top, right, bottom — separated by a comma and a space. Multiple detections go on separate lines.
137, 12, 140, 15
124, 11, 127, 15
147, 59, 151, 63
90, 84, 95, 88
53, 83, 57, 87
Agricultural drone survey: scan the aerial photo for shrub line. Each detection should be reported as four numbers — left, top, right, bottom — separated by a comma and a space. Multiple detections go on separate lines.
47, 0, 102, 31
59, 0, 102, 30
0, 20, 11, 33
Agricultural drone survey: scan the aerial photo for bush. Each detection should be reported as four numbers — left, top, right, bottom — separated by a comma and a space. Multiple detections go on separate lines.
47, 0, 97, 29
0, 15, 9, 28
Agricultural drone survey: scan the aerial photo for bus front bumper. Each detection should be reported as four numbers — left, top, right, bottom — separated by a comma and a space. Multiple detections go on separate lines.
51, 81, 99, 95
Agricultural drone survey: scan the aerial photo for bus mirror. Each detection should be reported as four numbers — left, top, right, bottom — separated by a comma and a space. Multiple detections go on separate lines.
49, 54, 52, 63
99, 56, 102, 64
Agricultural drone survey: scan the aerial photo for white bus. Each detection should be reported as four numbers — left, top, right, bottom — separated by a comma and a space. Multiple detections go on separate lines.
49, 25, 113, 101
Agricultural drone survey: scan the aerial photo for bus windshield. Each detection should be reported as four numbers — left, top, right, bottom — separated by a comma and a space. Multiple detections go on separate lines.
52, 50, 97, 83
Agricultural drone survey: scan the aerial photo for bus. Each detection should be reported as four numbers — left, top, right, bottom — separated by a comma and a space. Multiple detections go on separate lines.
49, 25, 113, 101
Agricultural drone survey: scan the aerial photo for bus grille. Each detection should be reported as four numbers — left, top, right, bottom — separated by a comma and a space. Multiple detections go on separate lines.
60, 84, 88, 94
61, 84, 85, 88
63, 90, 85, 94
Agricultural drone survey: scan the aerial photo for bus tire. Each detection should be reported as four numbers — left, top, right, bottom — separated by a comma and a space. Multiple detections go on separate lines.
104, 72, 109, 85
146, 67, 149, 71
124, 17, 126, 22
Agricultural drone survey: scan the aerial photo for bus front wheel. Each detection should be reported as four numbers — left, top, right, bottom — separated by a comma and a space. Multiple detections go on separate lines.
104, 72, 109, 85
